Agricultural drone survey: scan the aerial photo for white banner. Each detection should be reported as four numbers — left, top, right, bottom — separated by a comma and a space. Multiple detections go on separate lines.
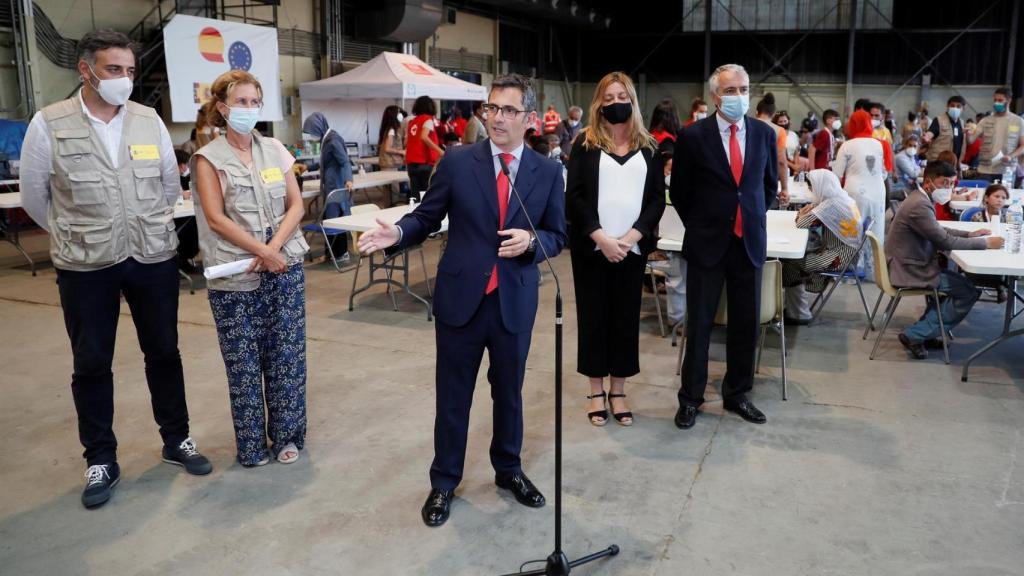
163, 14, 282, 123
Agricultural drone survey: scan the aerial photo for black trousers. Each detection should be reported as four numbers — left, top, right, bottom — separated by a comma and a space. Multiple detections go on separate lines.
570, 249, 645, 378
56, 258, 190, 466
430, 291, 532, 490
407, 163, 434, 199
680, 235, 761, 407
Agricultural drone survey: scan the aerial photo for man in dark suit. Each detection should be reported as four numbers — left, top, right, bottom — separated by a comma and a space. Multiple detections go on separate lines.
358, 74, 567, 527
670, 63, 778, 429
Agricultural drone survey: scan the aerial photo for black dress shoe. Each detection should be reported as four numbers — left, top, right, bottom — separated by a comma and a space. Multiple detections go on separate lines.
723, 398, 767, 424
495, 473, 546, 508
674, 405, 699, 429
898, 332, 929, 360
421, 488, 453, 527
923, 337, 948, 350
783, 315, 812, 326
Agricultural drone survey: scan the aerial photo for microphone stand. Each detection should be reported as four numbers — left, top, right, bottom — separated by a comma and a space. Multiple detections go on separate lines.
496, 155, 619, 576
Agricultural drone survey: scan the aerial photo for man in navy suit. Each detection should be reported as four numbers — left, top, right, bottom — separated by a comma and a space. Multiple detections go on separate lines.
358, 74, 566, 527
670, 64, 779, 429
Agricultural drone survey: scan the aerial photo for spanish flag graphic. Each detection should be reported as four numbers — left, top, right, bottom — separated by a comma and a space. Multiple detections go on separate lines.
198, 27, 224, 63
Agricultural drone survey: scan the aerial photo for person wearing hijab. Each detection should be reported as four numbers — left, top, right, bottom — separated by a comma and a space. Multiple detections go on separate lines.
832, 109, 887, 281
782, 169, 863, 322
302, 112, 354, 260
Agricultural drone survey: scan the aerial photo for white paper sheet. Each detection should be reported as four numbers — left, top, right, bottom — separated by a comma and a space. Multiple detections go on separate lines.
203, 259, 254, 280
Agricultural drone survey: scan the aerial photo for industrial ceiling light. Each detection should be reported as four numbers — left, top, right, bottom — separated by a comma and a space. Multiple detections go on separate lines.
604, 16, 611, 28
570, 2, 578, 16
551, 0, 559, 8
588, 10, 596, 23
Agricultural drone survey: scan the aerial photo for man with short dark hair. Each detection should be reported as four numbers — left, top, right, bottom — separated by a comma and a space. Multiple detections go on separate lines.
19, 29, 211, 510
887, 161, 1002, 359
358, 74, 567, 527
809, 108, 840, 170
924, 95, 967, 163
463, 100, 488, 143
967, 87, 1024, 182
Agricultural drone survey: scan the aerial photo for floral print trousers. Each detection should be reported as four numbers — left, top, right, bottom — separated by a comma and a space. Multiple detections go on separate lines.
208, 263, 307, 465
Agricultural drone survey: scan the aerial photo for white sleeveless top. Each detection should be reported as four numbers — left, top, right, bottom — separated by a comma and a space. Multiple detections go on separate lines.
597, 150, 647, 255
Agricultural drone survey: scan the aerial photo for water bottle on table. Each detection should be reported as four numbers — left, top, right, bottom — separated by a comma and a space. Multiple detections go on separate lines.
1005, 199, 1023, 254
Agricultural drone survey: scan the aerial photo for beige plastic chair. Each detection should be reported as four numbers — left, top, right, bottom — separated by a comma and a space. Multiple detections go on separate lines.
645, 257, 670, 337
675, 259, 788, 400
860, 231, 949, 363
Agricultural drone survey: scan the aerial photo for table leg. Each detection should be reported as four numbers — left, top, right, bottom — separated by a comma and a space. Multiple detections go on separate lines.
1, 209, 36, 275
961, 277, 1024, 381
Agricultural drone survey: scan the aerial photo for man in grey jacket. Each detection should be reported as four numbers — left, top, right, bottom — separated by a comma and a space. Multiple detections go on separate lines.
887, 161, 1003, 359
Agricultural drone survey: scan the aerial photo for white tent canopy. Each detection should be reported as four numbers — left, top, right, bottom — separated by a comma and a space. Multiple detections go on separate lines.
300, 51, 488, 101
298, 52, 487, 154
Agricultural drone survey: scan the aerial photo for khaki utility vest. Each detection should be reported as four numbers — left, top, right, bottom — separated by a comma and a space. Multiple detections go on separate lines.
42, 95, 177, 271
192, 134, 309, 291
925, 113, 966, 163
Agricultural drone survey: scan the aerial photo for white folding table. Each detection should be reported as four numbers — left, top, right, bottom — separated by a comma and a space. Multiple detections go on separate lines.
0, 192, 36, 275
323, 205, 448, 320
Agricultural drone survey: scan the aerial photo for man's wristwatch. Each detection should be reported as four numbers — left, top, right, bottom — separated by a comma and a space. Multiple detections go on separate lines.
526, 232, 537, 253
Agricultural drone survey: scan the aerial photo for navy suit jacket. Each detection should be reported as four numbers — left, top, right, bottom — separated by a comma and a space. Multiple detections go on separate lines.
669, 114, 778, 268
395, 139, 567, 334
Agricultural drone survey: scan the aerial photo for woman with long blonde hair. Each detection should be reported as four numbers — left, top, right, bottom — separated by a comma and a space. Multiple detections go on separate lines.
565, 71, 666, 427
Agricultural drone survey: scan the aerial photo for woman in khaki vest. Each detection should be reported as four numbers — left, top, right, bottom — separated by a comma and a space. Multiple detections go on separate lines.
193, 70, 310, 467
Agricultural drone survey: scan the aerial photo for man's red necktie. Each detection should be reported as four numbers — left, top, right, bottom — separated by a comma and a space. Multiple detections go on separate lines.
729, 123, 744, 238
486, 153, 514, 294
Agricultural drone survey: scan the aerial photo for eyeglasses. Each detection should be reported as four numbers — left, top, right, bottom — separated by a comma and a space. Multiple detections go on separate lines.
482, 103, 528, 118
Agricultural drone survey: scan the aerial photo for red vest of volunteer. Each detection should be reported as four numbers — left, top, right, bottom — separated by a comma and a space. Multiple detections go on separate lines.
406, 114, 440, 165
543, 110, 561, 134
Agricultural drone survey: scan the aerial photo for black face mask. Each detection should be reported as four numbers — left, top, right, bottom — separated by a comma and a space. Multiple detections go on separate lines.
601, 102, 633, 125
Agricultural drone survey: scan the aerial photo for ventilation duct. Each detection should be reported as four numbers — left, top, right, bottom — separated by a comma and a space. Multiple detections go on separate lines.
356, 0, 443, 43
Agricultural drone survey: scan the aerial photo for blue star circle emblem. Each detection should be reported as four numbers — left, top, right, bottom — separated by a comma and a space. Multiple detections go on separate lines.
228, 41, 253, 71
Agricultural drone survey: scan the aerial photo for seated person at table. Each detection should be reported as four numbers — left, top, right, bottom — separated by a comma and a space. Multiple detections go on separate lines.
782, 169, 862, 323
971, 183, 1009, 222
893, 134, 921, 194
174, 149, 199, 273
888, 161, 1003, 359
934, 150, 978, 221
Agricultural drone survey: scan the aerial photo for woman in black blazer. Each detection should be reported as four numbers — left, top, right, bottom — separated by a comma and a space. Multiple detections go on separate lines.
566, 71, 666, 427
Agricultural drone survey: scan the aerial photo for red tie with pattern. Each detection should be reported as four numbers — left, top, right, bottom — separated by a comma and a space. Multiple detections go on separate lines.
729, 123, 744, 238
486, 152, 514, 295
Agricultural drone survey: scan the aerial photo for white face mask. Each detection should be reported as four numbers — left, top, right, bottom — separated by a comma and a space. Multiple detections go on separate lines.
905, 147, 918, 156
396, 113, 405, 123
871, 118, 882, 129
569, 119, 580, 127
830, 119, 842, 131
87, 63, 133, 107
695, 112, 707, 121
931, 187, 953, 205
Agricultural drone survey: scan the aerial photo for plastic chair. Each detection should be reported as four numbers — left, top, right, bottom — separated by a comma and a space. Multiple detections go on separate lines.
302, 188, 352, 271
645, 257, 669, 337
861, 232, 949, 364
809, 216, 875, 329
959, 206, 983, 222
675, 260, 788, 400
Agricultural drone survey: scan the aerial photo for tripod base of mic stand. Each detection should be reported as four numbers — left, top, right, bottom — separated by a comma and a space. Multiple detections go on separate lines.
503, 545, 619, 576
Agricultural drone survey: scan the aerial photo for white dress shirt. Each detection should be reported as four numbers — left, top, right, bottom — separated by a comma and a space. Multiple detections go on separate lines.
490, 140, 524, 188
596, 150, 646, 255
716, 112, 747, 165
19, 90, 180, 231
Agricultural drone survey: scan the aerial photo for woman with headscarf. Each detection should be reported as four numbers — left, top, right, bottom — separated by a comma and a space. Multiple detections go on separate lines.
782, 169, 863, 322
302, 112, 354, 260
833, 109, 887, 280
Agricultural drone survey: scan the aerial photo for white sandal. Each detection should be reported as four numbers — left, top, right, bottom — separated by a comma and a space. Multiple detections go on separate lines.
277, 443, 299, 464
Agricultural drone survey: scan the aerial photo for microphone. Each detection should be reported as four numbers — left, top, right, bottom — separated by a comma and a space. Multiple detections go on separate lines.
497, 153, 561, 299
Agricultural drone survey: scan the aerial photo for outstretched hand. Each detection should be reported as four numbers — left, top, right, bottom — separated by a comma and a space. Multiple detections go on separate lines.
357, 218, 400, 255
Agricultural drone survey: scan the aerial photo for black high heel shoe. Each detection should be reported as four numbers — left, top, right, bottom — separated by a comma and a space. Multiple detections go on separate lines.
586, 391, 608, 427
608, 393, 634, 426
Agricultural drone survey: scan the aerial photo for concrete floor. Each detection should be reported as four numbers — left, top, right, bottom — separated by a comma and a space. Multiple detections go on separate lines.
0, 230, 1022, 576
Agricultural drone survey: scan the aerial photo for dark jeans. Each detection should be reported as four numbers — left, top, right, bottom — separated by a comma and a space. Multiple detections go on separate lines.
407, 163, 435, 199
56, 258, 190, 466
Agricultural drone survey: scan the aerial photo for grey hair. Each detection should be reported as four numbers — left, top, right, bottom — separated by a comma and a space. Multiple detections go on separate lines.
568, 105, 583, 115
78, 29, 135, 65
491, 74, 538, 112
708, 64, 748, 95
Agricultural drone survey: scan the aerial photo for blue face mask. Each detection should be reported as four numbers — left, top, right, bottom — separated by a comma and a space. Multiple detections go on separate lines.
226, 107, 260, 134
947, 107, 962, 121
719, 94, 749, 121
994, 102, 1007, 114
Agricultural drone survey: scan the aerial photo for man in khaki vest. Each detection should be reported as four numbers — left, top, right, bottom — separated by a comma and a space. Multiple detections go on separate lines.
923, 95, 967, 164
20, 29, 211, 510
